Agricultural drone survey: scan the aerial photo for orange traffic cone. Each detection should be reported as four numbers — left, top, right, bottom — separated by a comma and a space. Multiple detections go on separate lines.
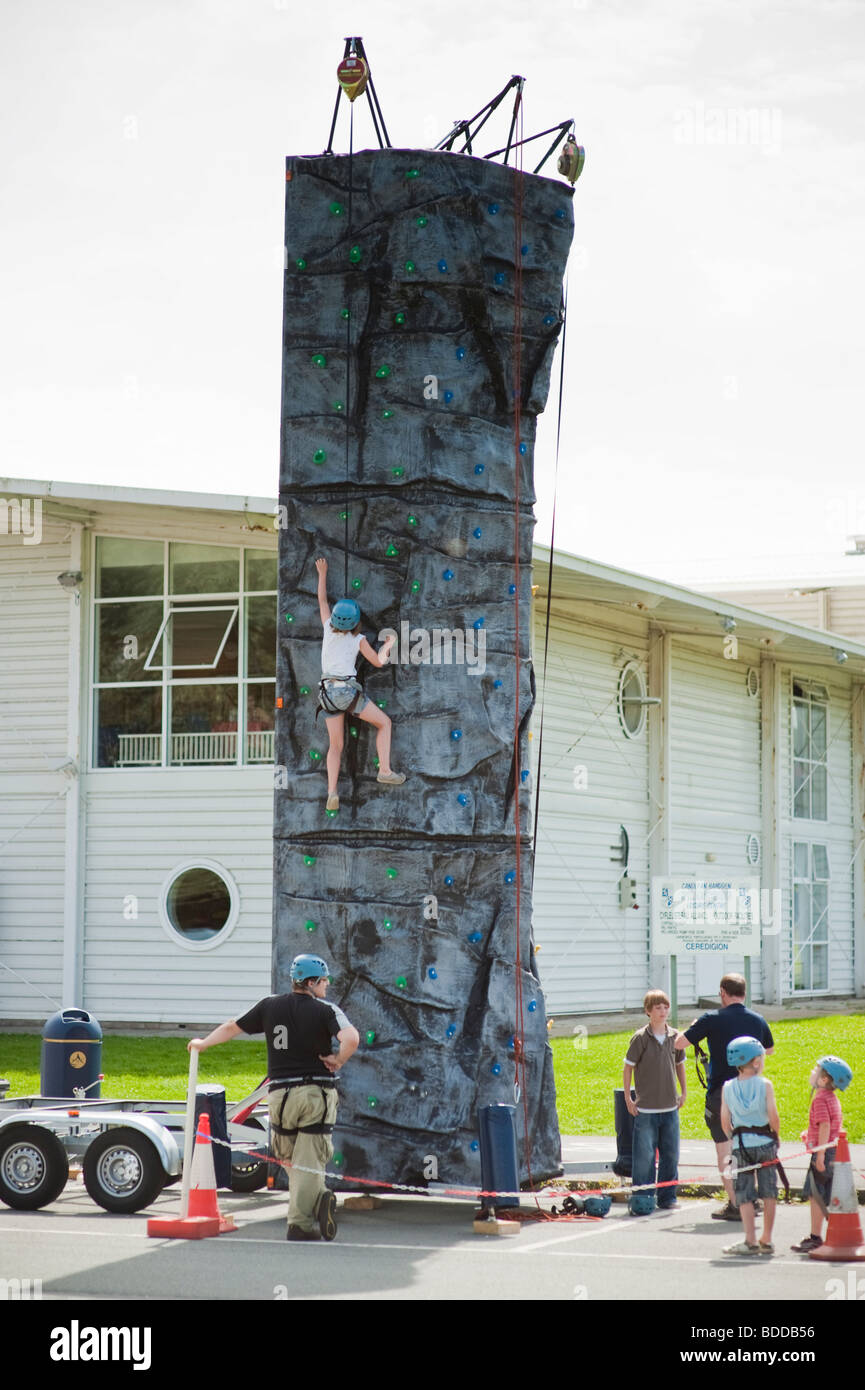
809, 1132, 865, 1262
147, 1111, 237, 1240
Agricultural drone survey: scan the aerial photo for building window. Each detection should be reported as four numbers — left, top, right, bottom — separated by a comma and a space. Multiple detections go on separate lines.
617, 661, 647, 739
159, 861, 239, 950
93, 538, 276, 768
791, 841, 830, 992
792, 681, 828, 820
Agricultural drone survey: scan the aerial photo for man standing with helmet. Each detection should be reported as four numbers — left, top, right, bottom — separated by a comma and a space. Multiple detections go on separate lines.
188, 952, 359, 1241
672, 973, 774, 1222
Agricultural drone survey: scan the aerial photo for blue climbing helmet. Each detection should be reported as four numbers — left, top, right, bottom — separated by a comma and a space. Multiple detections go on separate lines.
627, 1192, 654, 1217
330, 599, 361, 632
290, 954, 330, 984
726, 1036, 765, 1068
817, 1056, 853, 1091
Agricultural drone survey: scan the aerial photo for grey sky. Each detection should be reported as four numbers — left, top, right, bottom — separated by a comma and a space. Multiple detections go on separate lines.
2, 0, 863, 584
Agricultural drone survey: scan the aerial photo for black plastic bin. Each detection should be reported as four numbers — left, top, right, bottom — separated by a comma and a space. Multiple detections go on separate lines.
194, 1084, 231, 1190
40, 1009, 102, 1098
612, 1087, 637, 1177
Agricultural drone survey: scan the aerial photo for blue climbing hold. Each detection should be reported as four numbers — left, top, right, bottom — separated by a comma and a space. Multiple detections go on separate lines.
493, 679, 503, 689
472, 527, 482, 539
468, 931, 482, 944
428, 968, 438, 980
505, 871, 516, 884
527, 1000, 537, 1012
487, 203, 499, 214
457, 794, 468, 806
444, 875, 454, 886
446, 1024, 457, 1038
474, 465, 484, 475
519, 442, 527, 455
456, 347, 466, 361
443, 390, 454, 403
521, 770, 530, 783
443, 569, 454, 581
491, 1063, 501, 1076
494, 272, 506, 286
451, 729, 462, 741
438, 259, 448, 273
508, 584, 516, 595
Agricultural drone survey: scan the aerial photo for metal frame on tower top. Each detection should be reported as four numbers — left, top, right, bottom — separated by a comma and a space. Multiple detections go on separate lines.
324, 36, 392, 154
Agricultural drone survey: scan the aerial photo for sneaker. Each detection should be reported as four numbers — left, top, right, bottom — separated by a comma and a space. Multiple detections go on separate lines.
286, 1225, 320, 1241
758, 1242, 775, 1256
790, 1235, 823, 1253
722, 1241, 760, 1256
377, 771, 406, 786
317, 1190, 338, 1242
326, 794, 339, 812
711, 1202, 741, 1221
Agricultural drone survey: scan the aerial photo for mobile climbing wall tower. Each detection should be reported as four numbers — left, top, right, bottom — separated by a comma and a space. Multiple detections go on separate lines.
275, 147, 574, 1189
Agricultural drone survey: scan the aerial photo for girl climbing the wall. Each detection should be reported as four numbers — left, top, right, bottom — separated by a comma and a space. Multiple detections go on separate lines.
315, 557, 406, 812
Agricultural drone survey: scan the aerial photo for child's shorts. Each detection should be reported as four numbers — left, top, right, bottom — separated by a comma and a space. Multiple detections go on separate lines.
318, 678, 368, 716
801, 1148, 836, 1217
732, 1141, 779, 1206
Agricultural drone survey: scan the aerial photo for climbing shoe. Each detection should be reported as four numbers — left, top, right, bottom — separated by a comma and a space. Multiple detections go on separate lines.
317, 1190, 338, 1242
377, 771, 406, 786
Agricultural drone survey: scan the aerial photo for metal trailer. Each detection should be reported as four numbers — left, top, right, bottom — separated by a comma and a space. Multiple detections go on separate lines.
0, 1081, 271, 1214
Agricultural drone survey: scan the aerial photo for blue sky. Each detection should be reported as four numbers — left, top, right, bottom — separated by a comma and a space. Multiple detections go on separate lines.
2, 0, 864, 584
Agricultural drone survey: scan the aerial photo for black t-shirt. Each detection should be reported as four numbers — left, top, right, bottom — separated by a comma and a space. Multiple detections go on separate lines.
683, 1003, 775, 1093
235, 992, 352, 1083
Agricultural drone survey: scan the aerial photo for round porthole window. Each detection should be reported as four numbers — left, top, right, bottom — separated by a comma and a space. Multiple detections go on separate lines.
617, 662, 647, 739
159, 860, 239, 951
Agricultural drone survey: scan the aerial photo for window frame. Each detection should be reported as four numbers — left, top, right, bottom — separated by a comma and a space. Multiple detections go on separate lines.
90, 533, 276, 771
791, 679, 829, 823
790, 839, 831, 994
158, 859, 240, 952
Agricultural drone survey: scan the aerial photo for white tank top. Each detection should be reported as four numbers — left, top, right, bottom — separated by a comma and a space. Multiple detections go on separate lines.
321, 621, 364, 678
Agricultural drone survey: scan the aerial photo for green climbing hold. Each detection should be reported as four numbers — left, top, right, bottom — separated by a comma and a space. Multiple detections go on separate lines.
381, 409, 394, 420
349, 726, 358, 739
411, 581, 421, 594
407, 514, 418, 526
311, 353, 327, 368
395, 976, 407, 990
303, 855, 316, 867
382, 917, 393, 930
309, 749, 321, 761
349, 245, 362, 263
304, 919, 317, 932
404, 260, 416, 273
416, 215, 428, 227
377, 700, 387, 710
405, 168, 420, 179
351, 578, 362, 591
385, 866, 398, 880
340, 307, 350, 320
365, 1030, 376, 1045
329, 201, 344, 216
299, 685, 310, 695
394, 312, 406, 326
313, 449, 327, 465
392, 466, 405, 478
332, 400, 345, 413
333, 1151, 344, 1166
296, 257, 307, 270
375, 364, 392, 379
325, 808, 338, 819
368, 1095, 379, 1108
385, 543, 399, 557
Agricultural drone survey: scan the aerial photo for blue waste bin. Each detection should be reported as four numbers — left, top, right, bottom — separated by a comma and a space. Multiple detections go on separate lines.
478, 1103, 519, 1213
40, 1009, 102, 1098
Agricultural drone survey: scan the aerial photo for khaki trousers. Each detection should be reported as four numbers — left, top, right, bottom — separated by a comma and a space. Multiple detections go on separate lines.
268, 1084, 338, 1231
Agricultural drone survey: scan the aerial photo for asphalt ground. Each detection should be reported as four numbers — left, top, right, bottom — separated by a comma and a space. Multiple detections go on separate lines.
4, 1131, 864, 1374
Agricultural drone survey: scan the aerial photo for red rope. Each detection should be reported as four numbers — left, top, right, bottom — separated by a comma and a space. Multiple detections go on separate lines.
510, 87, 536, 1202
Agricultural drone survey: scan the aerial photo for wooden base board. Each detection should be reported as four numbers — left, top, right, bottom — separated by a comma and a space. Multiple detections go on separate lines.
472, 1217, 521, 1237
342, 1195, 387, 1210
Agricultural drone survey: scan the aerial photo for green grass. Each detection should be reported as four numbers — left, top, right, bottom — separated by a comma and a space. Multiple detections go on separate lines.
554, 1016, 865, 1143
3, 1016, 863, 1143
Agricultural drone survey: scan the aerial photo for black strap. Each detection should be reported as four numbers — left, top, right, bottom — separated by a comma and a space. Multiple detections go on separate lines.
272, 1085, 335, 1139
694, 1044, 709, 1091
732, 1127, 790, 1203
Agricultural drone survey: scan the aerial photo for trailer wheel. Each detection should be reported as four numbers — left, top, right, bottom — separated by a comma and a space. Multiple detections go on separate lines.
230, 1117, 268, 1193
83, 1128, 166, 1213
0, 1124, 70, 1210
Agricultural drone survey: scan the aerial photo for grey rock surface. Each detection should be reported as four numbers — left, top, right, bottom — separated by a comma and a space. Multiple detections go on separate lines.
275, 148, 573, 1191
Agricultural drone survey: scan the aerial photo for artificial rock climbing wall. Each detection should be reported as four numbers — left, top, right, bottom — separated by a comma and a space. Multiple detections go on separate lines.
275, 147, 574, 1190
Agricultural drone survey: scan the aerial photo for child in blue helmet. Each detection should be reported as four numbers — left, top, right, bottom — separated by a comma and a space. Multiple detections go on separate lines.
315, 557, 405, 812
791, 1055, 852, 1254
720, 1037, 781, 1256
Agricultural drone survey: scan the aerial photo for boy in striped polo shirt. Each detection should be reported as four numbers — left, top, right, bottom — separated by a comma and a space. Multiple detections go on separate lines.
623, 990, 687, 1215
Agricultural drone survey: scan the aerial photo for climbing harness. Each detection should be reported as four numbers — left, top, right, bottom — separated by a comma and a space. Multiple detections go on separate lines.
271, 1083, 337, 1140
316, 677, 363, 721
730, 1124, 791, 1202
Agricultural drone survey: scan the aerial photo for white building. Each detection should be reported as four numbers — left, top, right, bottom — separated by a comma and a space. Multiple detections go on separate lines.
2, 479, 863, 1027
